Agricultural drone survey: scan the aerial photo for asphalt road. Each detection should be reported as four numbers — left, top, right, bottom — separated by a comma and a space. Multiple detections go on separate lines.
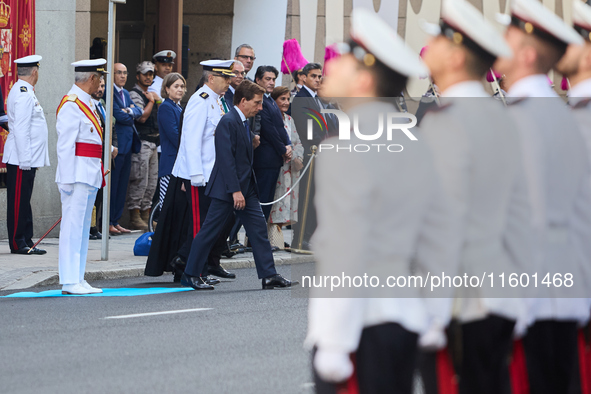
0, 265, 313, 394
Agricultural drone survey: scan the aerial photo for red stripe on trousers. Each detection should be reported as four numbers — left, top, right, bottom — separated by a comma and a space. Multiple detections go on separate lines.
437, 348, 458, 394
191, 186, 201, 237
579, 328, 591, 394
12, 168, 22, 250
509, 339, 530, 394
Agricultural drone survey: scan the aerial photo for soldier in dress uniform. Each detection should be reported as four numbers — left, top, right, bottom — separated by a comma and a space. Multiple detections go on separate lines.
305, 9, 460, 393
171, 59, 237, 289
56, 59, 110, 295
494, 0, 590, 391
2, 55, 49, 255
555, 1, 591, 388
418, 0, 531, 392
148, 50, 176, 100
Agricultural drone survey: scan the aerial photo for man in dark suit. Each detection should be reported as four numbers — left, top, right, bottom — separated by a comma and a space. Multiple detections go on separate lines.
253, 65, 292, 221
110, 63, 142, 235
181, 80, 295, 290
287, 62, 338, 250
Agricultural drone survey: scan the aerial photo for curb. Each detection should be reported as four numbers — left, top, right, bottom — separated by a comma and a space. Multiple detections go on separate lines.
2, 253, 315, 291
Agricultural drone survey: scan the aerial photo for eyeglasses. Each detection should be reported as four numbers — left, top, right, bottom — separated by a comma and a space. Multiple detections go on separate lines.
235, 71, 246, 77
115, 71, 128, 75
237, 55, 256, 61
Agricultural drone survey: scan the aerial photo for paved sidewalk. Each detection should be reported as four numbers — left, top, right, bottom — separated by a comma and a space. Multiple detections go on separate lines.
0, 231, 313, 291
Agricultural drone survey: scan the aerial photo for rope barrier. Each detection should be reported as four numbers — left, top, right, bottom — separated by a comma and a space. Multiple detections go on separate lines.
259, 152, 317, 206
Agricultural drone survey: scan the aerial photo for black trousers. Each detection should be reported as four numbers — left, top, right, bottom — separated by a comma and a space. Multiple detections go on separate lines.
523, 320, 579, 394
184, 184, 277, 279
176, 180, 229, 273
419, 315, 514, 394
6, 164, 36, 251
314, 323, 418, 394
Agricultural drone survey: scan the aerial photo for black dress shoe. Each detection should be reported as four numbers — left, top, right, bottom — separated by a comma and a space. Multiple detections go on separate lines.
208, 265, 236, 279
203, 276, 221, 285
89, 233, 98, 240
180, 273, 214, 290
169, 255, 187, 273
262, 274, 297, 289
95, 231, 102, 240
28, 247, 46, 255
221, 249, 236, 258
11, 247, 30, 254
173, 271, 182, 283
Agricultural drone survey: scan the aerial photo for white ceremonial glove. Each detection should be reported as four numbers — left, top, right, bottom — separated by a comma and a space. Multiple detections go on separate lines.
313, 348, 354, 383
19, 165, 31, 171
513, 317, 528, 339
419, 320, 447, 351
190, 174, 205, 187
58, 183, 74, 195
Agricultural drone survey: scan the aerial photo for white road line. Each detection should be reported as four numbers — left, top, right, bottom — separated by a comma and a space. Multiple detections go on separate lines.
104, 308, 212, 320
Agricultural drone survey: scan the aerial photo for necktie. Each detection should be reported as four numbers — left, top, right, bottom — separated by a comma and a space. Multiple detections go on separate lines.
119, 90, 125, 105
244, 120, 250, 136
98, 102, 106, 120
221, 96, 229, 113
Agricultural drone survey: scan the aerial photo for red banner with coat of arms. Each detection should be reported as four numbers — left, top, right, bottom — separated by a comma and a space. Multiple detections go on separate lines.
0, 0, 36, 172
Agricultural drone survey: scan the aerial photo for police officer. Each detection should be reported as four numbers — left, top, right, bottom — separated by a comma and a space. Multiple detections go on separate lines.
56, 59, 109, 295
171, 59, 237, 287
3, 55, 49, 255
148, 50, 176, 99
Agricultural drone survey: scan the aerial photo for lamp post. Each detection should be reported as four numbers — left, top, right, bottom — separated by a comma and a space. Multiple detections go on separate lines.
102, 0, 126, 260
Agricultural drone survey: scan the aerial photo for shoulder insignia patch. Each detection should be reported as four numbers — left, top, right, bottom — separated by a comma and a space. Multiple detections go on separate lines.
66, 94, 78, 102
20, 86, 27, 92
200, 92, 209, 99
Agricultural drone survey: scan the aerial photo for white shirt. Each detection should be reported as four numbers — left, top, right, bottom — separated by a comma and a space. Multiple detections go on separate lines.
148, 75, 163, 97
302, 84, 317, 97
441, 81, 489, 98
507, 74, 558, 98
55, 84, 104, 189
235, 106, 246, 122
2, 79, 50, 168
568, 78, 591, 105
172, 84, 223, 182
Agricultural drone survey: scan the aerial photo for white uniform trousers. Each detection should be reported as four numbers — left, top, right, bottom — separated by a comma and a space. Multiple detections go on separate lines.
58, 182, 98, 284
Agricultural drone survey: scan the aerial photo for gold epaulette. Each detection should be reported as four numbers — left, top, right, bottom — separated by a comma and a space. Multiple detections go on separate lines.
66, 94, 78, 102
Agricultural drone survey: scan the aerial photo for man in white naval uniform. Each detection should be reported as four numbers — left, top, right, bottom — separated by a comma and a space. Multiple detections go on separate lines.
495, 0, 590, 391
305, 9, 460, 393
148, 50, 175, 100
3, 55, 49, 255
56, 59, 109, 295
171, 59, 236, 288
419, 1, 531, 392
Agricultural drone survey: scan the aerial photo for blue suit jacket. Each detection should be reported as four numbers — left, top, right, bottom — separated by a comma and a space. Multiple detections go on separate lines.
206, 107, 257, 202
111, 86, 142, 155
158, 98, 182, 177
224, 89, 235, 111
253, 94, 291, 169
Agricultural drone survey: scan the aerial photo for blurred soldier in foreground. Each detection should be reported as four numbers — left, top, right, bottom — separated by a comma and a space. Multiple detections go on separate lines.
495, 0, 591, 391
419, 0, 531, 392
305, 9, 460, 393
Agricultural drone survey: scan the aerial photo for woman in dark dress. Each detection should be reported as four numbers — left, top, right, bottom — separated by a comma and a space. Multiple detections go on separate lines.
144, 73, 188, 280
